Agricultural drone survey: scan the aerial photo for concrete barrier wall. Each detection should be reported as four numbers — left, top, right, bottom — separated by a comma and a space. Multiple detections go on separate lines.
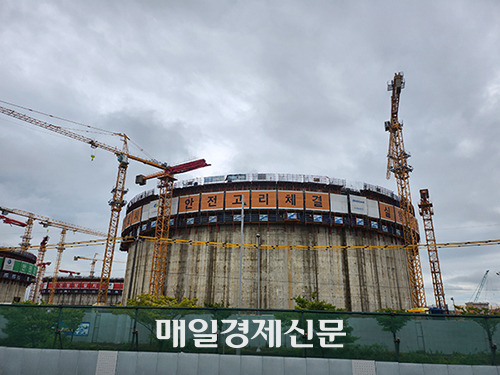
1, 347, 500, 375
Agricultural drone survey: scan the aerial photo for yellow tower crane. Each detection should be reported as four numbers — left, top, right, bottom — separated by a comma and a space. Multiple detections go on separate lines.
0, 205, 106, 304
74, 253, 126, 277
418, 189, 446, 310
385, 72, 426, 308
29, 236, 50, 303
0, 102, 209, 303
135, 159, 211, 296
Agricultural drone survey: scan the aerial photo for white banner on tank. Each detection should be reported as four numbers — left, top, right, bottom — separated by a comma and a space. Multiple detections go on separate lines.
367, 199, 380, 219
349, 195, 367, 216
2, 258, 14, 271
330, 194, 348, 214
171, 197, 179, 215
141, 201, 155, 221
143, 197, 179, 219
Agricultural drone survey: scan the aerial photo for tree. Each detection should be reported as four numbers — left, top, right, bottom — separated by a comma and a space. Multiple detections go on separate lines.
127, 294, 200, 307
292, 292, 346, 311
375, 308, 412, 361
272, 293, 357, 357
454, 305, 500, 365
59, 307, 86, 345
0, 304, 58, 348
124, 294, 204, 351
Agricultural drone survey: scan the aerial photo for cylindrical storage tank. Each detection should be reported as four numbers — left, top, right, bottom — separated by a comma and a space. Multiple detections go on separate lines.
0, 250, 37, 303
39, 277, 124, 305
120, 173, 419, 312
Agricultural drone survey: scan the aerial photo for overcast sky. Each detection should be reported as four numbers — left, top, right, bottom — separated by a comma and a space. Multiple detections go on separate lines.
1, 1, 499, 307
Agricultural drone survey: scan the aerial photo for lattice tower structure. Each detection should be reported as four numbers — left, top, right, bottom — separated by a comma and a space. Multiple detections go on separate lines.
19, 217, 34, 250
48, 229, 67, 304
385, 72, 426, 308
97, 151, 129, 304
149, 176, 175, 296
418, 189, 446, 310
29, 236, 49, 303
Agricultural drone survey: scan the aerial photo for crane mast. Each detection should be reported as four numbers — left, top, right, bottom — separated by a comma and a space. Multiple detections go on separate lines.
137, 159, 210, 297
149, 175, 175, 296
418, 189, 446, 310
29, 236, 49, 303
90, 254, 99, 278
97, 143, 129, 304
20, 217, 34, 250
48, 229, 67, 304
385, 72, 426, 308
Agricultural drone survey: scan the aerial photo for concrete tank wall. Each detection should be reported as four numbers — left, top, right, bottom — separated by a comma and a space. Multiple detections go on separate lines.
39, 292, 123, 306
39, 277, 124, 305
0, 251, 37, 303
123, 224, 411, 312
0, 279, 30, 303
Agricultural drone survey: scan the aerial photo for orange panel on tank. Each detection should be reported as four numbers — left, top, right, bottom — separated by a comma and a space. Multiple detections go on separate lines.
395, 207, 403, 224
412, 216, 419, 234
122, 207, 142, 230
394, 207, 418, 230
277, 191, 304, 209
379, 202, 395, 222
225, 191, 250, 210
304, 192, 330, 211
178, 194, 201, 213
131, 207, 142, 224
251, 190, 277, 209
200, 192, 225, 211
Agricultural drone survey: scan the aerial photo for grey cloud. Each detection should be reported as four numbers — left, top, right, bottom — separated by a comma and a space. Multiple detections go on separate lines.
1, 0, 500, 303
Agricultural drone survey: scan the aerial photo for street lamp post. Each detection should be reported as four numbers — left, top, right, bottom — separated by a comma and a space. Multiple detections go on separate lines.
238, 195, 245, 309
256, 233, 261, 310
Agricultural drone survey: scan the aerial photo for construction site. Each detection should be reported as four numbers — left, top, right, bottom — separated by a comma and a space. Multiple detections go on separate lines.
0, 73, 440, 310
120, 173, 416, 311
0, 73, 499, 373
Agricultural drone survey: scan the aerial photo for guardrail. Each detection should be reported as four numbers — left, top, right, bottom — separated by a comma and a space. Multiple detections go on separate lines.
0, 305, 498, 366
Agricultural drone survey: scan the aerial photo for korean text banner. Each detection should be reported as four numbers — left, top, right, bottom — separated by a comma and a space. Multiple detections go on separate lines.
278, 191, 304, 209
122, 207, 142, 230
379, 202, 395, 222
200, 192, 225, 211
225, 191, 250, 210
178, 194, 201, 213
305, 192, 330, 211
251, 190, 277, 209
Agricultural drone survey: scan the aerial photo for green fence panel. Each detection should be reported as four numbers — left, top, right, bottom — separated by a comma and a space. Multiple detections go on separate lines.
0, 304, 499, 366
0, 305, 59, 348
